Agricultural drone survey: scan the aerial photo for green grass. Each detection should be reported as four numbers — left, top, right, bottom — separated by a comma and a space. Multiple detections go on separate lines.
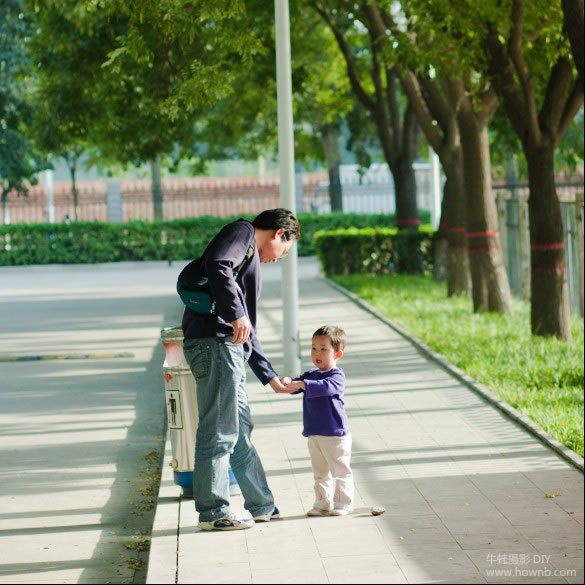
333, 274, 585, 458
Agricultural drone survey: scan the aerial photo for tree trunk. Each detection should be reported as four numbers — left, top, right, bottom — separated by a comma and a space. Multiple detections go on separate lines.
391, 70, 470, 290
1, 191, 8, 225
432, 184, 449, 282
443, 150, 471, 296
458, 110, 512, 313
562, 0, 584, 86
393, 156, 419, 231
151, 155, 163, 221
525, 142, 572, 340
374, 105, 421, 236
393, 156, 423, 273
320, 124, 343, 212
69, 163, 79, 222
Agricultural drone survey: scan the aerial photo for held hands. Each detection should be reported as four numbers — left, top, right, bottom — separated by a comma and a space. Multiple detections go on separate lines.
268, 377, 287, 393
283, 380, 305, 392
269, 376, 305, 394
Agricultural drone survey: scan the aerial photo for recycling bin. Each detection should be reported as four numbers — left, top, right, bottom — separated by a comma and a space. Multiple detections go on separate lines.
161, 326, 240, 497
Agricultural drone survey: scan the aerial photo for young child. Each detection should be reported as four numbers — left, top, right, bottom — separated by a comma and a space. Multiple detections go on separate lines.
281, 325, 354, 516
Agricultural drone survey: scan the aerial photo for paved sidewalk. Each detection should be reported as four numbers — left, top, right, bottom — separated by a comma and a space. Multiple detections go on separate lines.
148, 269, 584, 584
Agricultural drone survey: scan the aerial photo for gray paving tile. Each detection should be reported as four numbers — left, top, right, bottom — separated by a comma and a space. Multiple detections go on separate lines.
322, 554, 407, 584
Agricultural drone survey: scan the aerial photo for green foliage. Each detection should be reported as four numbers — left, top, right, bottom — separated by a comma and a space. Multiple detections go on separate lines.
0, 0, 45, 200
333, 273, 584, 456
313, 225, 434, 276
26, 2, 190, 167
291, 7, 355, 165
98, 0, 263, 121
490, 105, 584, 179
178, 2, 358, 172
0, 213, 421, 265
556, 107, 584, 173
405, 0, 578, 128
297, 212, 426, 256
24, 0, 263, 172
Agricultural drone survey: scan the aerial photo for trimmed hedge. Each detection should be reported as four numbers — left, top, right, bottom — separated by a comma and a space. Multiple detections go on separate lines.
0, 212, 430, 266
313, 226, 434, 276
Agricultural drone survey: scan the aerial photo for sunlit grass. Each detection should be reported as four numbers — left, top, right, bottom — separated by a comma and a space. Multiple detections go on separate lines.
334, 274, 584, 457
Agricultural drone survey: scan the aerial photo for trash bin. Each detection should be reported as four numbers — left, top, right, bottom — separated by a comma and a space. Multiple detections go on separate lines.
162, 326, 241, 497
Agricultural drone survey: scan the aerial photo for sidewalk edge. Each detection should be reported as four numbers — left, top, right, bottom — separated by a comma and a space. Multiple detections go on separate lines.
145, 430, 181, 584
325, 277, 584, 474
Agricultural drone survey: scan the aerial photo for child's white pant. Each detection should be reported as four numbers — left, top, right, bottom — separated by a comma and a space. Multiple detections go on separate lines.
308, 434, 354, 511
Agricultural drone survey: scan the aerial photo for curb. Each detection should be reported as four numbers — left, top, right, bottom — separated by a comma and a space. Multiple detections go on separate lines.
0, 352, 134, 362
325, 277, 585, 474
146, 430, 180, 584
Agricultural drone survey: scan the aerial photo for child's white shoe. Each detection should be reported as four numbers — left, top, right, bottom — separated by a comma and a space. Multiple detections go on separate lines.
330, 507, 353, 516
307, 507, 330, 517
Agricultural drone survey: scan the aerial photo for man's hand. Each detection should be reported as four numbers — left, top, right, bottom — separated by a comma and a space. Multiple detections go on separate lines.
269, 377, 303, 394
231, 315, 251, 344
269, 377, 287, 393
269, 377, 299, 394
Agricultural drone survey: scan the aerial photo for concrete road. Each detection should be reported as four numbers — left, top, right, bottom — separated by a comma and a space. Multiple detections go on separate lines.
0, 261, 185, 584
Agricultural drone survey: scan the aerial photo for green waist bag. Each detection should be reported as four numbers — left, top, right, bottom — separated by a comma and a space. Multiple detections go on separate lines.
177, 239, 255, 315
176, 264, 216, 315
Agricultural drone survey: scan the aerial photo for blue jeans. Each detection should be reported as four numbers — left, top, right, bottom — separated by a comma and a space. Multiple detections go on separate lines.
183, 337, 274, 522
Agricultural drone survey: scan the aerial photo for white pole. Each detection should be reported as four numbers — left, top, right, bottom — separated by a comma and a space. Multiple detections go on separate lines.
431, 151, 441, 230
275, 0, 301, 375
45, 169, 55, 224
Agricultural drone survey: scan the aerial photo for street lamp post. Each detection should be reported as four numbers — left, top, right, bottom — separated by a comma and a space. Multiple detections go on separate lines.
275, 0, 301, 375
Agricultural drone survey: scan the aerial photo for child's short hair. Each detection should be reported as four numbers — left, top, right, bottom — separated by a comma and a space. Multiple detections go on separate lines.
313, 325, 347, 352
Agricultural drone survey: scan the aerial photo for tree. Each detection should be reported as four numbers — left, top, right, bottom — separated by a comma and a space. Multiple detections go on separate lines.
0, 0, 44, 224
562, 0, 584, 89
174, 4, 356, 213
27, 0, 261, 220
490, 106, 584, 180
382, 0, 514, 311
28, 46, 98, 221
310, 1, 424, 241
292, 10, 355, 211
354, 1, 513, 308
354, 2, 469, 294
423, 0, 583, 340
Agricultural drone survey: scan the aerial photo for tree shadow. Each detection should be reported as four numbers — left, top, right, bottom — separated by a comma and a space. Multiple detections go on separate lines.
0, 284, 180, 583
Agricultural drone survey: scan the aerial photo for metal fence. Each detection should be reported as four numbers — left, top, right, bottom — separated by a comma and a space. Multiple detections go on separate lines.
495, 183, 584, 317
1, 164, 436, 223
308, 162, 437, 215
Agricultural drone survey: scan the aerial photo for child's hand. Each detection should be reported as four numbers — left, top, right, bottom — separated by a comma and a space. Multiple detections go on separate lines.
281, 376, 292, 385
283, 380, 305, 392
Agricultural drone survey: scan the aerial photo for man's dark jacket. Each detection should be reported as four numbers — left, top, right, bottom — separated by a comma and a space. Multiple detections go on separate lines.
182, 219, 277, 385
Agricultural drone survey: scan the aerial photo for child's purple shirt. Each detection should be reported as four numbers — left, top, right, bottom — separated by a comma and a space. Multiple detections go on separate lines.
294, 367, 349, 437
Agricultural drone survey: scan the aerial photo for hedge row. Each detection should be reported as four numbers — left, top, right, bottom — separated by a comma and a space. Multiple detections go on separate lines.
0, 212, 430, 265
313, 226, 435, 276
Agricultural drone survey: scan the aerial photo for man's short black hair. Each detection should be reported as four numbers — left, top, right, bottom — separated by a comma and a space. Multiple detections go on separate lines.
252, 208, 301, 241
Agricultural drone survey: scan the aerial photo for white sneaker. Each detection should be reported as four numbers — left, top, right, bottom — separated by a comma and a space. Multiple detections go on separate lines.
253, 506, 281, 522
307, 508, 330, 517
197, 512, 254, 531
